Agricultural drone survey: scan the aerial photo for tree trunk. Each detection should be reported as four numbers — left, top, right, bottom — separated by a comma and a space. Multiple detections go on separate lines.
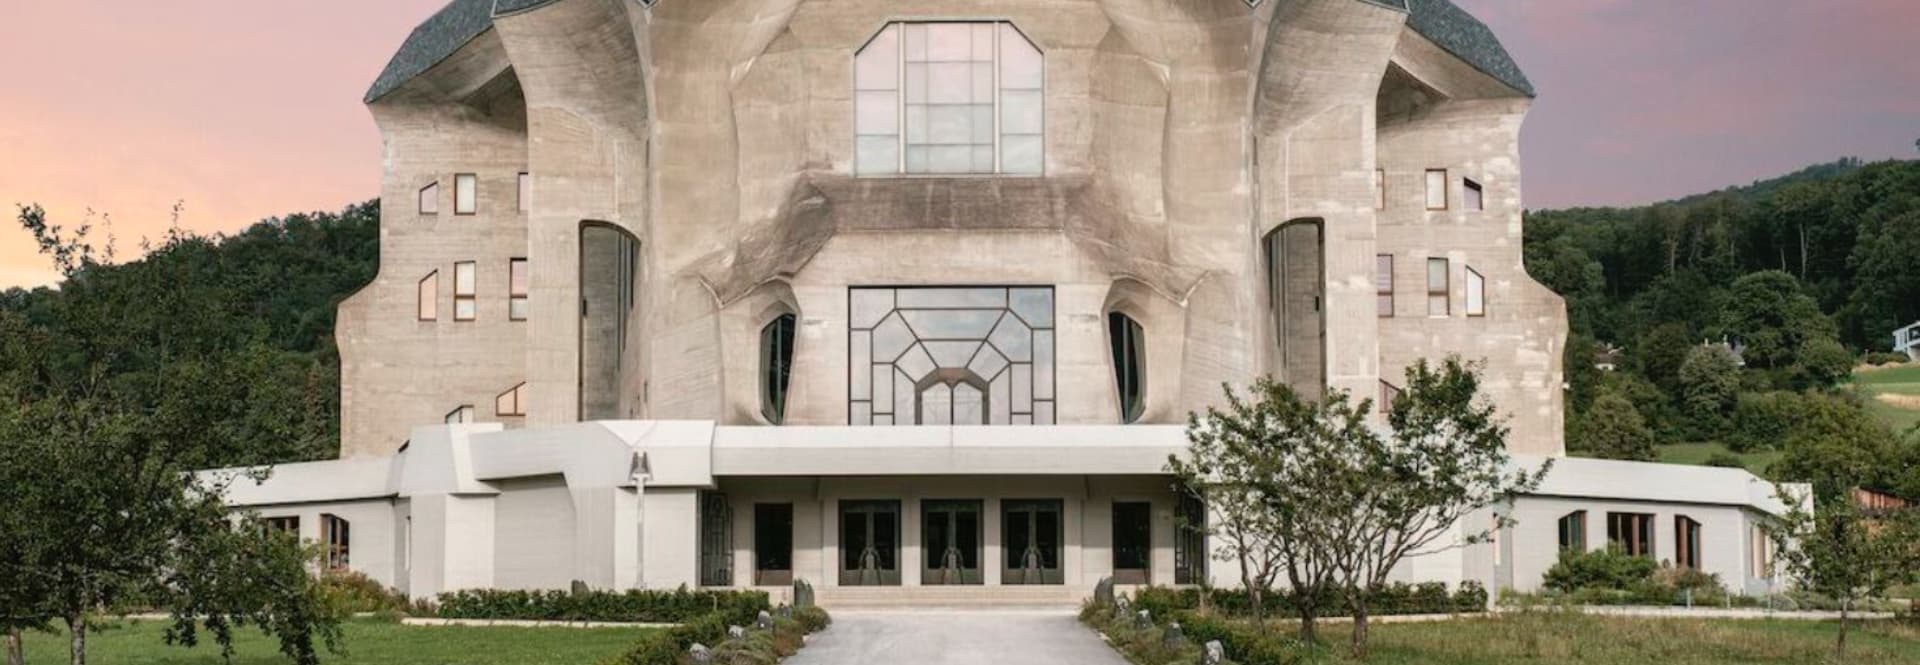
1297, 604, 1317, 644
6, 627, 23, 665
1835, 602, 1849, 658
1350, 600, 1370, 658
66, 614, 84, 665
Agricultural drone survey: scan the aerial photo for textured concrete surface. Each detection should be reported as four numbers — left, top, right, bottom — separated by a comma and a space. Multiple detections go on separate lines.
784, 611, 1131, 665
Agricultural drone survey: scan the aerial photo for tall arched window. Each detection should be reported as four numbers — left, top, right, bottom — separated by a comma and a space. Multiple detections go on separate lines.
760, 313, 797, 424
854, 22, 1044, 176
1108, 312, 1145, 423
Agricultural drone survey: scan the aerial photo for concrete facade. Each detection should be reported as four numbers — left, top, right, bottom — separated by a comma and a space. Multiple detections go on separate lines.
205, 0, 1799, 605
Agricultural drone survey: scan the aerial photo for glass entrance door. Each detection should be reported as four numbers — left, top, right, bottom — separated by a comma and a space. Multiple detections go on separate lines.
1112, 501, 1152, 585
1002, 499, 1064, 585
839, 500, 901, 586
922, 500, 983, 585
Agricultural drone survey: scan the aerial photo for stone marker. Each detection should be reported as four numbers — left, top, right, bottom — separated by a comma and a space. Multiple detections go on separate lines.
756, 610, 774, 630
688, 644, 712, 664
1204, 640, 1225, 665
777, 604, 794, 619
569, 579, 589, 596
1134, 609, 1153, 630
1112, 597, 1131, 621
728, 625, 747, 640
1162, 621, 1185, 650
1093, 577, 1114, 606
793, 579, 816, 608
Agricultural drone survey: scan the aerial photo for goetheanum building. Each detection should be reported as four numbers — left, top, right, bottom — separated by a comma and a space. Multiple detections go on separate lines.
202, 0, 1800, 606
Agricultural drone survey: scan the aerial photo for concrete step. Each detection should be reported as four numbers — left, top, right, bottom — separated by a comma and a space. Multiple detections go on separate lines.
814, 584, 1091, 610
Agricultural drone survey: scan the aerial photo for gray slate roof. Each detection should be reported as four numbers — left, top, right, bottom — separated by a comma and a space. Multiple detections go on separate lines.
364, 0, 1532, 103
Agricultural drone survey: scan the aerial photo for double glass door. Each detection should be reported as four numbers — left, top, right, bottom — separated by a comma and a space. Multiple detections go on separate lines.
839, 500, 901, 586
1002, 499, 1064, 585
921, 500, 983, 585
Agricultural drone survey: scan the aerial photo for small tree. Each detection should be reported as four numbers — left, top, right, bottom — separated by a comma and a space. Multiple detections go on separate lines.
1767, 490, 1917, 658
1572, 391, 1655, 461
1678, 344, 1740, 437
1166, 379, 1290, 628
1328, 359, 1550, 657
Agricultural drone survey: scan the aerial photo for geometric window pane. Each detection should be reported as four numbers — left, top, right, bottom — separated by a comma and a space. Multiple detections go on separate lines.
849, 287, 1053, 426
857, 21, 1043, 177
419, 182, 439, 215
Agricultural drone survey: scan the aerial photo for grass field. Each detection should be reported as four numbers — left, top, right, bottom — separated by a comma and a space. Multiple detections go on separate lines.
17, 619, 651, 665
1329, 612, 1920, 665
1852, 363, 1920, 434
1656, 442, 1782, 474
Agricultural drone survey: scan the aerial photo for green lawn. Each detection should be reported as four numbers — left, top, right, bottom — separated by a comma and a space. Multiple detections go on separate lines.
18, 619, 651, 665
1330, 613, 1920, 665
1656, 442, 1782, 475
1851, 364, 1920, 434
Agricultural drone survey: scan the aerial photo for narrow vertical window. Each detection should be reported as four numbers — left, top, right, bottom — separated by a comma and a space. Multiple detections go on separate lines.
1607, 512, 1654, 557
1751, 525, 1774, 577
1378, 380, 1402, 414
495, 382, 527, 417
1465, 266, 1486, 317
1557, 511, 1587, 552
1675, 516, 1701, 570
854, 22, 1044, 176
1426, 258, 1449, 317
417, 271, 439, 321
445, 405, 475, 424
760, 313, 797, 424
1375, 254, 1394, 318
517, 173, 530, 213
454, 173, 477, 215
454, 261, 477, 321
1107, 312, 1146, 424
320, 514, 350, 569
418, 182, 439, 215
1425, 169, 1448, 210
509, 258, 529, 321
1374, 168, 1386, 210
1464, 178, 1485, 211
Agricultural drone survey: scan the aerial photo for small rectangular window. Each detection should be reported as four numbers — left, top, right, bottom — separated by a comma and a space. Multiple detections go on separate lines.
417, 271, 438, 321
1466, 266, 1486, 317
418, 182, 439, 215
1751, 525, 1774, 577
1375, 254, 1394, 318
454, 173, 477, 215
1425, 169, 1448, 210
509, 258, 529, 321
1464, 178, 1485, 211
320, 514, 350, 569
445, 405, 475, 424
1427, 258, 1449, 317
1607, 512, 1655, 557
262, 515, 301, 536
495, 382, 527, 417
1675, 516, 1701, 570
454, 261, 477, 321
517, 173, 530, 213
1374, 169, 1386, 210
1557, 511, 1587, 552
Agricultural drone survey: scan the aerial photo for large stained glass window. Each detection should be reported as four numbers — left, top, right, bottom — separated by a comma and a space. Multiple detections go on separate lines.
854, 22, 1045, 176
848, 287, 1054, 425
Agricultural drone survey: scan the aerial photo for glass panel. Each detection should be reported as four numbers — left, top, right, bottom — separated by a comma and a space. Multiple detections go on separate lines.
956, 508, 980, 568
856, 91, 900, 134
855, 25, 900, 90
1377, 294, 1393, 318
872, 313, 915, 361
1004, 510, 1031, 568
1012, 363, 1032, 413
898, 288, 1006, 309
756, 504, 793, 573
924, 341, 981, 369
972, 23, 995, 60
905, 105, 927, 143
927, 104, 974, 143
902, 24, 927, 61
1465, 179, 1485, 211
1466, 269, 1485, 315
894, 368, 916, 417
417, 272, 437, 320
1113, 502, 1152, 571
901, 309, 1003, 339
510, 259, 529, 296
509, 298, 529, 320
1035, 400, 1054, 425
969, 345, 1009, 381
1001, 90, 1043, 134
856, 136, 900, 176
904, 146, 929, 173
998, 24, 1043, 89
1034, 330, 1054, 400
850, 289, 895, 328
419, 183, 438, 214
952, 382, 985, 424
989, 315, 1033, 361
1000, 135, 1043, 175
455, 299, 476, 321
455, 262, 476, 295
925, 510, 951, 568
1010, 288, 1053, 326
990, 372, 1011, 424
871, 364, 892, 413
455, 174, 477, 214
971, 64, 994, 105
904, 63, 928, 104
927, 146, 973, 173
850, 401, 872, 425
1425, 169, 1447, 209
1427, 258, 1447, 290
898, 343, 937, 382
851, 331, 872, 400
972, 145, 996, 173
927, 23, 973, 61
1375, 255, 1393, 293
928, 63, 973, 104
921, 384, 952, 425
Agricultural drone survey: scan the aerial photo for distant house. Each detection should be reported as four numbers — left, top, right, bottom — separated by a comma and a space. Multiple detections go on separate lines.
1593, 344, 1623, 372
1704, 338, 1747, 368
1895, 321, 1920, 361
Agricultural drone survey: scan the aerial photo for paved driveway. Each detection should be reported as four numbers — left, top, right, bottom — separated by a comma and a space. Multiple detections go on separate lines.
785, 610, 1131, 665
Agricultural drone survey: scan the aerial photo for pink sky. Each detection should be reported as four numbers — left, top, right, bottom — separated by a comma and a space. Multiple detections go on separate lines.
2, 1, 1916, 289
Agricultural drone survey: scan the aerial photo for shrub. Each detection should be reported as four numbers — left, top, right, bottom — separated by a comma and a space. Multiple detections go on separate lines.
1127, 582, 1484, 620
1542, 547, 1657, 592
601, 606, 831, 665
321, 569, 410, 614
1864, 352, 1911, 367
1704, 451, 1747, 468
791, 606, 831, 634
436, 587, 768, 624
1728, 391, 1808, 452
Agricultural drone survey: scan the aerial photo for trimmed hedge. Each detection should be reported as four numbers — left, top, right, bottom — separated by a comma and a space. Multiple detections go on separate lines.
1129, 581, 1486, 620
602, 606, 832, 665
435, 587, 769, 624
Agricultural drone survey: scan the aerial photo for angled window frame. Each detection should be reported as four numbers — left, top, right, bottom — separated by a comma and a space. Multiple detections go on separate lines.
495, 382, 527, 417
760, 312, 798, 424
1107, 311, 1146, 424
1465, 265, 1486, 317
1463, 177, 1485, 211
417, 270, 439, 321
418, 181, 440, 215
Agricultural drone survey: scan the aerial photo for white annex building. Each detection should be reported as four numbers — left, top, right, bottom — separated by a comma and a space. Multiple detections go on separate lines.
204, 0, 1798, 606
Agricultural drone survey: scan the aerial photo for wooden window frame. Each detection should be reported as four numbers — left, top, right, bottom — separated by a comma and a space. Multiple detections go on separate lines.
495, 382, 527, 417
1376, 254, 1394, 318
417, 271, 438, 321
453, 261, 477, 322
1427, 257, 1450, 317
1607, 512, 1655, 558
453, 173, 478, 216
1464, 177, 1485, 211
1425, 168, 1449, 211
320, 514, 350, 570
1378, 380, 1402, 414
1465, 266, 1486, 318
445, 405, 475, 425
1557, 510, 1587, 552
262, 515, 301, 536
418, 182, 439, 215
508, 258, 529, 321
1675, 516, 1702, 570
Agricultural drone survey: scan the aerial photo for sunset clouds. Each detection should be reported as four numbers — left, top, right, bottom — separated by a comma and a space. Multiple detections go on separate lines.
1, 1, 1915, 288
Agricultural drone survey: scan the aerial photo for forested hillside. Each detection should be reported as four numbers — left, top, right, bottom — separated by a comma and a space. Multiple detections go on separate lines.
0, 201, 378, 466
1524, 158, 1920, 495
